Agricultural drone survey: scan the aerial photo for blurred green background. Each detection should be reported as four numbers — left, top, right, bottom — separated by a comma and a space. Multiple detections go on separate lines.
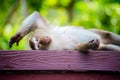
0, 0, 120, 50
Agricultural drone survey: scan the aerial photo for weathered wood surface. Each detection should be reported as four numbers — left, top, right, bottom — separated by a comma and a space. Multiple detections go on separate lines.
0, 50, 120, 71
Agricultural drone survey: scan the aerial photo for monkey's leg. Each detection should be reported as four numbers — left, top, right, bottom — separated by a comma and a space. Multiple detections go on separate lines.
89, 29, 120, 46
9, 11, 48, 48
98, 44, 120, 51
74, 39, 100, 52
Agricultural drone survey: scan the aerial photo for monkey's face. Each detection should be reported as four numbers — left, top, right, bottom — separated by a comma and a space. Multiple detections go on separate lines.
29, 36, 51, 50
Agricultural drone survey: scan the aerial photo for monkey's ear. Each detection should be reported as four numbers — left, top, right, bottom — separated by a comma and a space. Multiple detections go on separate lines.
9, 11, 49, 48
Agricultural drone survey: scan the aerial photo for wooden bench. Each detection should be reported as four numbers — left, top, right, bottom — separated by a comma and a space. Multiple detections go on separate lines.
0, 50, 120, 80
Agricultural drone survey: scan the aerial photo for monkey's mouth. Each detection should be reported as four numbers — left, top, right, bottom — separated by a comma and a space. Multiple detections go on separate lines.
39, 36, 51, 45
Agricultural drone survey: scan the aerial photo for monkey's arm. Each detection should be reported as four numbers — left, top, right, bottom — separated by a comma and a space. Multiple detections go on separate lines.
98, 44, 120, 51
9, 11, 48, 48
74, 39, 100, 52
89, 29, 120, 46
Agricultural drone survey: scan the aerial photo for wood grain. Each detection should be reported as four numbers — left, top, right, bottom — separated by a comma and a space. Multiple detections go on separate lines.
0, 50, 120, 71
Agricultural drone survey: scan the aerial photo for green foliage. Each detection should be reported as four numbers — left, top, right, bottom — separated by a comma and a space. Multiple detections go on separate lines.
0, 0, 120, 50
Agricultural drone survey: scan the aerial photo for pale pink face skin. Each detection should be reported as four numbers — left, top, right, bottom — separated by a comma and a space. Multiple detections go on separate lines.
39, 36, 51, 45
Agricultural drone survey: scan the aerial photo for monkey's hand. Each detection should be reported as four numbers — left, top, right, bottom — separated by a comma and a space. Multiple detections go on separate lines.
74, 39, 100, 52
9, 33, 22, 48
88, 39, 100, 50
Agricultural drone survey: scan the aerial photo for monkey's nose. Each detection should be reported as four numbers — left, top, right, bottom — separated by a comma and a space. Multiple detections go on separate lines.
39, 36, 51, 45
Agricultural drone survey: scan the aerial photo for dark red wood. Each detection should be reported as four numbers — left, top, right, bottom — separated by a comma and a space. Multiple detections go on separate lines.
0, 72, 120, 80
0, 50, 120, 71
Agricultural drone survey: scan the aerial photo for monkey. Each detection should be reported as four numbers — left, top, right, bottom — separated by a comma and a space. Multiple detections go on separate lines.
9, 11, 120, 52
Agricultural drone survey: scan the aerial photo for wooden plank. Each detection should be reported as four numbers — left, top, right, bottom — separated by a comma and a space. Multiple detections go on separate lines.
0, 72, 120, 80
0, 50, 120, 71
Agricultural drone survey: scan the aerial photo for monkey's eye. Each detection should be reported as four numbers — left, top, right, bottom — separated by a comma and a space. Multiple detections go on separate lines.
35, 38, 38, 41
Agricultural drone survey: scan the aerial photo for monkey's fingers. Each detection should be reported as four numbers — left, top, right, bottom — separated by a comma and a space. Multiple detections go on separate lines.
88, 39, 100, 50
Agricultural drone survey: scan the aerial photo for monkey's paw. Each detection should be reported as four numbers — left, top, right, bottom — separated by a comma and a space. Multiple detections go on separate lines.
9, 33, 22, 48
88, 39, 100, 50
39, 36, 51, 45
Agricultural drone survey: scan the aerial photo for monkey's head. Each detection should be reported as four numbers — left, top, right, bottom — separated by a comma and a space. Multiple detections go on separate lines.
29, 36, 51, 50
